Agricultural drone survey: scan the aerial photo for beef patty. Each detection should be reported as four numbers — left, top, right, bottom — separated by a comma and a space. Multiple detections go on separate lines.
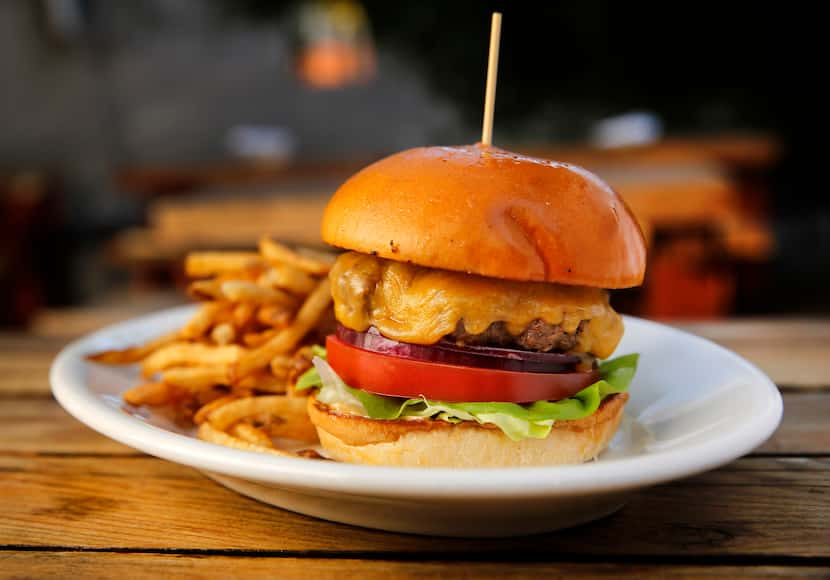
448, 319, 587, 353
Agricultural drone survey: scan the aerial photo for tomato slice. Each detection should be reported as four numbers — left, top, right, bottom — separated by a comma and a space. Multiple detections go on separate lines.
326, 335, 599, 403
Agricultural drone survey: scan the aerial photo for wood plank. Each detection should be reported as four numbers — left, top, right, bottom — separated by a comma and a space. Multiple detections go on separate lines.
1, 456, 826, 557
0, 553, 826, 579
674, 319, 830, 388
757, 393, 830, 454
0, 334, 66, 355
0, 399, 133, 455
4, 392, 826, 456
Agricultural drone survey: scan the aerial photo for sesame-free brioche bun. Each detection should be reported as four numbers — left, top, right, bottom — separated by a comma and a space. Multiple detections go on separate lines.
322, 144, 646, 288
307, 393, 628, 467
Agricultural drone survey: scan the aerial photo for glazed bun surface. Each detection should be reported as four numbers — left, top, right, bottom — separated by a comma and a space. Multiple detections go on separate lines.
307, 393, 627, 467
322, 144, 646, 288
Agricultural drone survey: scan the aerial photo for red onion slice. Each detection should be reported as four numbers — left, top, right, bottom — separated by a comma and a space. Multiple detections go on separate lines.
336, 325, 580, 374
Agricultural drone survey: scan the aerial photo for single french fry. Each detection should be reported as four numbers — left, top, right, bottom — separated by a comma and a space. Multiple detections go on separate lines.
220, 280, 296, 306
197, 422, 294, 456
86, 331, 180, 365
123, 382, 174, 406
205, 396, 301, 429
196, 386, 230, 407
185, 252, 264, 278
232, 302, 255, 329
180, 303, 222, 339
253, 380, 287, 394
142, 343, 243, 378
193, 394, 239, 424
242, 329, 278, 348
232, 279, 332, 379
237, 372, 286, 393
262, 409, 318, 443
205, 396, 288, 430
187, 279, 224, 301
207, 395, 318, 443
259, 237, 331, 275
211, 322, 236, 345
255, 304, 292, 328
230, 423, 273, 448
258, 266, 317, 295
161, 366, 229, 391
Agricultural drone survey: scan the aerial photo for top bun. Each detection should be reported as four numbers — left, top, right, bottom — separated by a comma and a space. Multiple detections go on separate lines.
322, 144, 646, 288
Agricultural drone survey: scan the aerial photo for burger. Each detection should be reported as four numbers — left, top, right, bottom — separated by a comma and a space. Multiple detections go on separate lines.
297, 143, 646, 467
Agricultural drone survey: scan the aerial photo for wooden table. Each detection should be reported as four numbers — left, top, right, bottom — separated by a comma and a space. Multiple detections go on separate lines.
1, 319, 828, 578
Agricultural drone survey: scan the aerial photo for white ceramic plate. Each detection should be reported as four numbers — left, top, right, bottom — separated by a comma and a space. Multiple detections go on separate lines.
51, 306, 782, 537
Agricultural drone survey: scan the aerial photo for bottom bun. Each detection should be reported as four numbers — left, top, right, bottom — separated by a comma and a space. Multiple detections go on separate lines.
307, 393, 628, 467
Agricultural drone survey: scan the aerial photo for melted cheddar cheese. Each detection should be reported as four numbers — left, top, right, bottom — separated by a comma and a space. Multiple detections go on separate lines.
330, 252, 624, 358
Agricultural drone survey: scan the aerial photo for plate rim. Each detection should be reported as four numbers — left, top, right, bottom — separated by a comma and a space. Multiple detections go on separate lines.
50, 306, 783, 500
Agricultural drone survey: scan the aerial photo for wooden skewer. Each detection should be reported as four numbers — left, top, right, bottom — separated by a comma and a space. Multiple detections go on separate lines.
480, 12, 502, 147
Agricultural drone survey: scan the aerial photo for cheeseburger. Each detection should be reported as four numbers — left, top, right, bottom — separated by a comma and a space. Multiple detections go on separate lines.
298, 143, 646, 467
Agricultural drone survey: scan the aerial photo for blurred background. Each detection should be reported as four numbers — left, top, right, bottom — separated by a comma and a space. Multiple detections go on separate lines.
2, 0, 828, 335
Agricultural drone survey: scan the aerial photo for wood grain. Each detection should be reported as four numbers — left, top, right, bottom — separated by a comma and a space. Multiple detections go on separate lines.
3, 392, 825, 456
0, 334, 63, 397
757, 393, 830, 454
1, 456, 827, 557
674, 319, 830, 388
0, 553, 826, 579
0, 399, 133, 455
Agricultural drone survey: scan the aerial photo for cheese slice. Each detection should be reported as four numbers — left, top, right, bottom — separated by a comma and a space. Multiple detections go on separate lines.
330, 252, 624, 358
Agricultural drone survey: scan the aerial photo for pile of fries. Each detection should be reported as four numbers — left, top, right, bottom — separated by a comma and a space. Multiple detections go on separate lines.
88, 237, 335, 457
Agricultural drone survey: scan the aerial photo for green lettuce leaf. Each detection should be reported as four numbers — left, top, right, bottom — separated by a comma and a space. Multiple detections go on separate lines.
295, 349, 638, 441
294, 345, 329, 391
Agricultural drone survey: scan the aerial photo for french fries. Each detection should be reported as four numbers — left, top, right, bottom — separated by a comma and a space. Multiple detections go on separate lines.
238, 370, 286, 392
198, 422, 295, 457
205, 395, 318, 443
194, 394, 239, 424
243, 329, 279, 348
232, 302, 256, 328
231, 423, 274, 448
269, 354, 294, 378
181, 303, 229, 339
220, 280, 297, 306
259, 237, 332, 275
86, 331, 180, 365
210, 322, 236, 345
232, 279, 331, 380
142, 343, 243, 378
258, 266, 317, 295
88, 241, 336, 459
255, 305, 292, 328
185, 252, 263, 277
187, 279, 225, 301
161, 366, 230, 391
123, 382, 177, 406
